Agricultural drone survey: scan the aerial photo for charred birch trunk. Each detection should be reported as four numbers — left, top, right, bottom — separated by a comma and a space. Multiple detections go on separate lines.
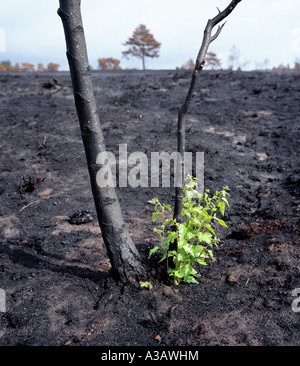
173, 0, 242, 222
58, 0, 146, 283
170, 1, 242, 269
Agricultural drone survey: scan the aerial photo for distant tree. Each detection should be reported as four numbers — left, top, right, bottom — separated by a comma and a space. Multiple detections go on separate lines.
0, 61, 23, 72
0, 60, 12, 71
255, 58, 269, 70
228, 45, 239, 70
122, 24, 161, 70
22, 62, 35, 72
271, 63, 291, 72
294, 60, 300, 72
205, 51, 222, 69
0, 61, 60, 72
179, 58, 195, 70
47, 62, 60, 71
11, 63, 23, 72
227, 45, 248, 70
98, 57, 121, 71
38, 63, 47, 72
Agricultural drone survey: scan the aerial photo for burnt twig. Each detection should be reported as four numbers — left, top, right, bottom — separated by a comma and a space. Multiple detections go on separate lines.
173, 0, 242, 222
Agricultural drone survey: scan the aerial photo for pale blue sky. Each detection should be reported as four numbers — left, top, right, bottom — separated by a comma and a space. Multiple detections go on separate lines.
0, 0, 299, 70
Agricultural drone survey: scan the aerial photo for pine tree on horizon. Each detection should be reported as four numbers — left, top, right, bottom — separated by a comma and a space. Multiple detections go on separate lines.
122, 24, 161, 70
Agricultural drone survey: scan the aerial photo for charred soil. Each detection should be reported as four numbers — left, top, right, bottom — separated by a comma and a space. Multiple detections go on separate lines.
0, 69, 299, 346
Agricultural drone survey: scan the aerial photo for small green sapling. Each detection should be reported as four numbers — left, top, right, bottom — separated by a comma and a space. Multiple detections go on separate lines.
150, 176, 230, 285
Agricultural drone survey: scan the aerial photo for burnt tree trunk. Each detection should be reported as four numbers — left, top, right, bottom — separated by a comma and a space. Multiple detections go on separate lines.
58, 0, 146, 283
170, 1, 242, 270
174, 0, 242, 222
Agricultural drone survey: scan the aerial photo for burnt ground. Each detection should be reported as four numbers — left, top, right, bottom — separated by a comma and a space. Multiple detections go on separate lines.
0, 69, 299, 347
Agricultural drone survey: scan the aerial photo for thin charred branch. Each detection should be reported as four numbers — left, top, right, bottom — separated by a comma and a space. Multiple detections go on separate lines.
58, 0, 146, 283
210, 23, 226, 43
173, 0, 242, 222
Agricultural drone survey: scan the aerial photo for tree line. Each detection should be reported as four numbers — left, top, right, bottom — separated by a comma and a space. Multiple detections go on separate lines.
1, 22, 299, 73
98, 24, 222, 71
0, 61, 60, 72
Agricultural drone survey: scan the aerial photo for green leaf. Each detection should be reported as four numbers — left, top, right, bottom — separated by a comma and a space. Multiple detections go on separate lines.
183, 244, 194, 256
181, 207, 190, 217
177, 252, 184, 262
187, 277, 199, 284
222, 197, 230, 208
196, 258, 208, 265
181, 266, 198, 283
215, 217, 228, 228
222, 187, 230, 197
206, 225, 216, 236
189, 217, 202, 227
197, 232, 212, 244
193, 246, 203, 258
178, 224, 188, 242
149, 246, 160, 258
152, 211, 160, 222
167, 231, 177, 243
173, 269, 184, 280
162, 236, 171, 246
165, 204, 172, 211
201, 211, 212, 221
218, 201, 225, 216
140, 281, 153, 290
168, 250, 177, 258
186, 231, 197, 241
179, 266, 193, 279
153, 227, 163, 234
207, 249, 214, 259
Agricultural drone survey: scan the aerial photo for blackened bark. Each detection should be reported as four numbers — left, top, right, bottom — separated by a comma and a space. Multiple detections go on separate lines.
173, 0, 242, 222
170, 1, 242, 271
58, 0, 146, 283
